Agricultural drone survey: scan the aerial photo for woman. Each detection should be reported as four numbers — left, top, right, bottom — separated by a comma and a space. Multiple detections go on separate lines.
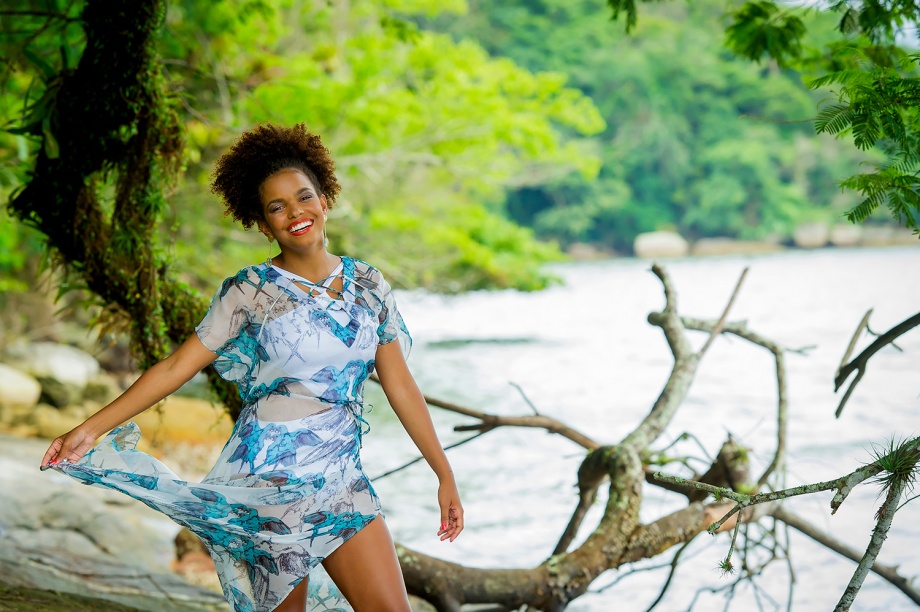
40, 123, 464, 612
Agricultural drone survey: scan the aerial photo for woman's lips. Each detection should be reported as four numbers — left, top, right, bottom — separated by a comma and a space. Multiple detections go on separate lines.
287, 219, 314, 235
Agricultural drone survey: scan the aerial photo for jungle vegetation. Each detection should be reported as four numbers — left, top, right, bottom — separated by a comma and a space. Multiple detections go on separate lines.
0, 0, 901, 300
1, 1, 918, 609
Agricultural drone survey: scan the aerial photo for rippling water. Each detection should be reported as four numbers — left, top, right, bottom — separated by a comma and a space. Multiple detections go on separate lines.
361, 246, 920, 611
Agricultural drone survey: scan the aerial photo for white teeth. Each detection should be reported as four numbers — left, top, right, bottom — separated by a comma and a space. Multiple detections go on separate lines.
289, 220, 313, 232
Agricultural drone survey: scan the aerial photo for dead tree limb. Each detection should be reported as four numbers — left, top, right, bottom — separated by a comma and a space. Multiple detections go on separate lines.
773, 506, 920, 606
679, 318, 788, 489
390, 264, 918, 610
369, 373, 600, 451
834, 309, 920, 418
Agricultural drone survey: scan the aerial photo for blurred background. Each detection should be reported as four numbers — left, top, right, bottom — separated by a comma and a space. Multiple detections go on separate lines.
1, 0, 918, 610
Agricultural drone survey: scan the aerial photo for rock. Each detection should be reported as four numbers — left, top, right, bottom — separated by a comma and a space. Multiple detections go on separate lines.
32, 403, 84, 439
566, 242, 612, 260
0, 364, 42, 409
829, 224, 863, 247
793, 222, 829, 248
0, 432, 226, 611
859, 226, 894, 246
133, 396, 234, 446
690, 238, 785, 257
891, 227, 920, 245
83, 371, 123, 404
633, 231, 689, 258
3, 342, 101, 407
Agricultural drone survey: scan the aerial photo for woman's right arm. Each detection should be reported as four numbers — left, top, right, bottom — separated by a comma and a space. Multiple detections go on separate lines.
40, 334, 217, 468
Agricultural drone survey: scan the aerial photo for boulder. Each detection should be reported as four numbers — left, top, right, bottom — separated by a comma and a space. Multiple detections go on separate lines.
0, 432, 226, 611
691, 238, 784, 257
793, 222, 829, 248
633, 231, 689, 258
829, 224, 863, 248
3, 342, 101, 407
566, 242, 612, 260
83, 371, 124, 404
0, 363, 42, 407
32, 403, 84, 439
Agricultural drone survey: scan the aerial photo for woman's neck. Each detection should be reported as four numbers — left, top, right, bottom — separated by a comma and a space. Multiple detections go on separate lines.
270, 249, 341, 284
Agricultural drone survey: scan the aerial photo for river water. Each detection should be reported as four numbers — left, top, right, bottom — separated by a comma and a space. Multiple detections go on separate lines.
359, 246, 920, 611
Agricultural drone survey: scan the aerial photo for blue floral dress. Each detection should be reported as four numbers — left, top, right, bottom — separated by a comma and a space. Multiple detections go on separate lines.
48, 256, 411, 611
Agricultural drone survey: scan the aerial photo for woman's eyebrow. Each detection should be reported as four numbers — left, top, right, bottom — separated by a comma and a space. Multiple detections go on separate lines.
266, 187, 313, 205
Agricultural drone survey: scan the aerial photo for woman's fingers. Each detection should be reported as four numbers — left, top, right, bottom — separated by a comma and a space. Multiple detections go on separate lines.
40, 431, 92, 470
39, 438, 63, 470
437, 501, 464, 542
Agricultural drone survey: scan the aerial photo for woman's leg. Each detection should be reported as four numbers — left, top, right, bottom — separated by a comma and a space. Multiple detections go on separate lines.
274, 574, 308, 612
321, 515, 411, 611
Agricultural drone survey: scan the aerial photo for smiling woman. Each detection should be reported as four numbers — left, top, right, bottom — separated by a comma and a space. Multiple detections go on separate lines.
40, 123, 463, 612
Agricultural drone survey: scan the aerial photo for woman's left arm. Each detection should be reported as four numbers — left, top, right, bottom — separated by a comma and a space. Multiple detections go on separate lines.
374, 340, 464, 542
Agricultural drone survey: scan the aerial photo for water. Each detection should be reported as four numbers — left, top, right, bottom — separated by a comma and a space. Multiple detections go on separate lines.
359, 246, 920, 611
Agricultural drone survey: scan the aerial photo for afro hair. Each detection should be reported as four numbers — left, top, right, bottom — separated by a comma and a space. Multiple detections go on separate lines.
210, 123, 342, 229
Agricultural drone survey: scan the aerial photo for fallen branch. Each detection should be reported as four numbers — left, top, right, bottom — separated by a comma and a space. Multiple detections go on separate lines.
772, 506, 920, 606
369, 373, 601, 451
834, 309, 920, 418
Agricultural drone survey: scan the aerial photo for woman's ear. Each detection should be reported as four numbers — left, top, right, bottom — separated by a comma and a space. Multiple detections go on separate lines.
320, 194, 328, 218
257, 220, 272, 240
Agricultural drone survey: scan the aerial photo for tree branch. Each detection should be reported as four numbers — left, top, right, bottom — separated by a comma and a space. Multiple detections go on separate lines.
679, 318, 788, 488
368, 373, 600, 450
835, 479, 906, 611
834, 309, 920, 418
697, 267, 748, 357
772, 506, 920, 607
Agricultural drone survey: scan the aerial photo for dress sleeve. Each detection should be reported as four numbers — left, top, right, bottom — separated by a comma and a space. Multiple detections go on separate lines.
375, 271, 412, 358
196, 275, 249, 353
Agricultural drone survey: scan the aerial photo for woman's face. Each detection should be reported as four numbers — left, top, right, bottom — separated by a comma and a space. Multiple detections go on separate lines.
257, 168, 328, 250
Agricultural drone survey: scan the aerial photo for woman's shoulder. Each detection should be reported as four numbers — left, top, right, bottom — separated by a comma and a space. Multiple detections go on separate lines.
212, 264, 276, 299
343, 256, 386, 285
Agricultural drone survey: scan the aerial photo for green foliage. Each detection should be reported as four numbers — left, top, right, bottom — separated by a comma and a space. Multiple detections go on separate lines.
155, 0, 603, 291
867, 436, 919, 498
1, 0, 604, 296
724, 1, 807, 68
439, 0, 871, 249
607, 0, 920, 236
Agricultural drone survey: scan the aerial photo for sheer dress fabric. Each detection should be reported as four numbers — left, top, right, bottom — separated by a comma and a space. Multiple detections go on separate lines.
49, 257, 411, 611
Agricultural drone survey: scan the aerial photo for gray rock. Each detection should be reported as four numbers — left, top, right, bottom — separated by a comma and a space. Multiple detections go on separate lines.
829, 224, 862, 247
0, 364, 42, 414
3, 342, 101, 407
0, 542, 228, 612
633, 231, 689, 258
691, 238, 784, 257
0, 432, 226, 611
793, 222, 829, 248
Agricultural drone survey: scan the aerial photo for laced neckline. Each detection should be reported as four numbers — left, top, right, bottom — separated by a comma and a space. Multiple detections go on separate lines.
271, 259, 347, 300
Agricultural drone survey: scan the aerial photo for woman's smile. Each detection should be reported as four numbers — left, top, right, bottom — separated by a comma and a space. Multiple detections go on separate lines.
287, 219, 314, 235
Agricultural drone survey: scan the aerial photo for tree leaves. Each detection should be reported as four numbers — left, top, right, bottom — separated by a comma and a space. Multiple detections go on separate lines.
724, 1, 807, 68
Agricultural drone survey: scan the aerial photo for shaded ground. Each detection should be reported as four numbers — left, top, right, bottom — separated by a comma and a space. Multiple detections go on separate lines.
0, 583, 139, 611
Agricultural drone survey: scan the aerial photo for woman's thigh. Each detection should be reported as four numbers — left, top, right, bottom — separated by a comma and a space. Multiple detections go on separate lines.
321, 515, 411, 611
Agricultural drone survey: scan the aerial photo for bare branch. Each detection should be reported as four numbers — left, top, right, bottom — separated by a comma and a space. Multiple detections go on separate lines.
836, 480, 906, 611
834, 309, 920, 418
368, 373, 600, 450
371, 432, 487, 480
645, 537, 697, 611
679, 317, 788, 489
509, 381, 541, 416
772, 506, 920, 606
836, 309, 872, 379
697, 267, 749, 357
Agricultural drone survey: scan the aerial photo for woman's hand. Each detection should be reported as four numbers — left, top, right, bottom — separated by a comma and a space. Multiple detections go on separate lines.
436, 477, 464, 542
40, 424, 98, 470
